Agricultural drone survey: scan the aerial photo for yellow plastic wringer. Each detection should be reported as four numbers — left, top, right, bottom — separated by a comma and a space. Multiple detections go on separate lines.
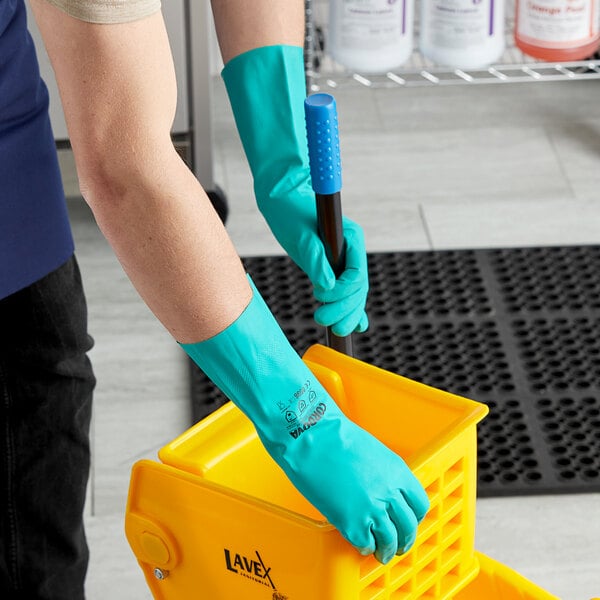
126, 343, 489, 599
125, 90, 561, 599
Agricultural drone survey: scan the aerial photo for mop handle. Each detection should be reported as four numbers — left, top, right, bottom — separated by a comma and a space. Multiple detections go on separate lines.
304, 93, 353, 356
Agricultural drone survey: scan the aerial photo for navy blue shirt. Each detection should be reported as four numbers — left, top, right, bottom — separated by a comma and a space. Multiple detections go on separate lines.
0, 0, 74, 300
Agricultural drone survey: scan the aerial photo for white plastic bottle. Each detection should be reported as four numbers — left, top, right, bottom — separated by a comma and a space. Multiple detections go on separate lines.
419, 0, 505, 69
328, 0, 414, 73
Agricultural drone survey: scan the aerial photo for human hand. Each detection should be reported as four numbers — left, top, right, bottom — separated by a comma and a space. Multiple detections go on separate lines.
222, 45, 369, 335
181, 278, 428, 564
274, 396, 430, 563
258, 179, 369, 336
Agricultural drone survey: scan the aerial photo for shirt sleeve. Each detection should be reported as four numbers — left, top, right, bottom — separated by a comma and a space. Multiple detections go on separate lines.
43, 0, 162, 24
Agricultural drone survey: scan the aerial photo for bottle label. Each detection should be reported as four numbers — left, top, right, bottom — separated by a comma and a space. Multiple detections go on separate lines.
424, 0, 499, 50
338, 0, 408, 49
517, 0, 599, 47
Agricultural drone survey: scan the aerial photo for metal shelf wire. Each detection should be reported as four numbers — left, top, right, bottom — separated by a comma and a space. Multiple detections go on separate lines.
305, 0, 600, 90
309, 60, 600, 90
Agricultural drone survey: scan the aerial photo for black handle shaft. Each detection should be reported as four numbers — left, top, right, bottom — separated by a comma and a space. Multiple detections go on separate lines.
304, 93, 353, 356
316, 192, 353, 356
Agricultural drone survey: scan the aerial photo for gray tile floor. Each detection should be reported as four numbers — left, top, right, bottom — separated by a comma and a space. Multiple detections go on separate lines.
61, 77, 600, 599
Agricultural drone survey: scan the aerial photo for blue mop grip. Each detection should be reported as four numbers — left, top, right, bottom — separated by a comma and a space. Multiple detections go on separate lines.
304, 93, 342, 195
304, 92, 353, 356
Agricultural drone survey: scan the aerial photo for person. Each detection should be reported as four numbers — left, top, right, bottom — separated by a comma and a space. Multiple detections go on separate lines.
1, 0, 429, 597
1, 1, 95, 598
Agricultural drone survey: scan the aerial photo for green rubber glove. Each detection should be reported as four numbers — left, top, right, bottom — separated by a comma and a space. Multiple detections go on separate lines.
180, 277, 429, 564
222, 45, 369, 337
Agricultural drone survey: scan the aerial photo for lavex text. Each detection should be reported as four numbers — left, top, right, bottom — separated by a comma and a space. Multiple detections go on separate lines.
224, 548, 276, 589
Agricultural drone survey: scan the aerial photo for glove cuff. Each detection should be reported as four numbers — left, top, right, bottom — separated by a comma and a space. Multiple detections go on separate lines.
222, 45, 309, 200
179, 276, 341, 448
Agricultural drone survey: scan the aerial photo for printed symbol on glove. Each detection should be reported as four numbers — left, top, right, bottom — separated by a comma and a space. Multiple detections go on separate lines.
285, 410, 297, 422
298, 399, 307, 414
289, 402, 327, 439
308, 390, 317, 404
277, 400, 287, 411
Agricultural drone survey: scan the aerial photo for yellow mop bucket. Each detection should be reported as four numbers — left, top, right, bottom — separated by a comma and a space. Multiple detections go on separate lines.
453, 552, 560, 600
125, 343, 488, 600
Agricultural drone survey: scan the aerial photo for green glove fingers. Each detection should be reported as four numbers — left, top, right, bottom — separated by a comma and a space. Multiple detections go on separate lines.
179, 277, 429, 564
314, 288, 366, 336
357, 312, 369, 333
222, 45, 369, 334
313, 218, 369, 335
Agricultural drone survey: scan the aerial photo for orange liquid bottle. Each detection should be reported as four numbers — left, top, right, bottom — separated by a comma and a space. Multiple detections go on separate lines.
515, 0, 600, 61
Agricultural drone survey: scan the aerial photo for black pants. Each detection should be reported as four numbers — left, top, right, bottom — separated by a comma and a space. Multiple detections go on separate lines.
0, 256, 95, 600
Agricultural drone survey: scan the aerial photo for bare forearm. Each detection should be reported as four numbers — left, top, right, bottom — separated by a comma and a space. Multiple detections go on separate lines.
86, 147, 250, 344
210, 0, 305, 63
31, 1, 251, 343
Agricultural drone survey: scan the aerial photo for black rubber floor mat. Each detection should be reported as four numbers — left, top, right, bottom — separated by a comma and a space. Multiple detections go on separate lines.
190, 246, 600, 497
